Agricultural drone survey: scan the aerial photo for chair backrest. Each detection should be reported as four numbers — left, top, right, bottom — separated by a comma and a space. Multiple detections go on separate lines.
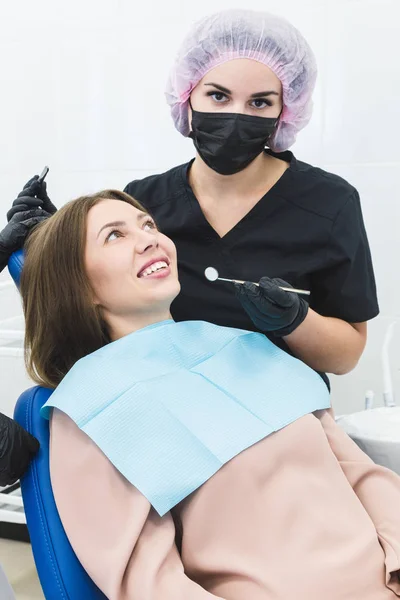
9, 252, 106, 599
7, 249, 24, 288
14, 387, 107, 600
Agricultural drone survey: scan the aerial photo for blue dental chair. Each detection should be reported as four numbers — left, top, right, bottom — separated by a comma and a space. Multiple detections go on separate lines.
9, 250, 106, 599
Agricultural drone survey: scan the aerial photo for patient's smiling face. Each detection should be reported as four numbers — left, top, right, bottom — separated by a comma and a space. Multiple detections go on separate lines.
85, 199, 180, 338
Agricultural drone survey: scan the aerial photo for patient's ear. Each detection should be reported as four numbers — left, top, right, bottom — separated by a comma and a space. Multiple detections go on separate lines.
88, 288, 101, 307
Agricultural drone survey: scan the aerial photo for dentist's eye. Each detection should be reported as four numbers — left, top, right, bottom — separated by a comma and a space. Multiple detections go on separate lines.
206, 91, 229, 104
105, 229, 123, 243
250, 98, 273, 109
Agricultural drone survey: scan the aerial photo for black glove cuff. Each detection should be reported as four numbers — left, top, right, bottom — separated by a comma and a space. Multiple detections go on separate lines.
0, 246, 12, 274
272, 298, 309, 338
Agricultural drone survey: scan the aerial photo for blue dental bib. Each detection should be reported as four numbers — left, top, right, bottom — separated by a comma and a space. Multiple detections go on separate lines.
42, 320, 330, 516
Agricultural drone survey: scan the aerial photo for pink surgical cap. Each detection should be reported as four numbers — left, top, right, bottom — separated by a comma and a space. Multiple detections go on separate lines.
165, 9, 318, 152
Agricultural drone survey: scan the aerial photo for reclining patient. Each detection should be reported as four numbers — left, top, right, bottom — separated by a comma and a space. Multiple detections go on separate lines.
20, 190, 400, 599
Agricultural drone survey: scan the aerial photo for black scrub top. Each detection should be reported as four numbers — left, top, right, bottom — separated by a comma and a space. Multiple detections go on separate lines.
125, 150, 379, 388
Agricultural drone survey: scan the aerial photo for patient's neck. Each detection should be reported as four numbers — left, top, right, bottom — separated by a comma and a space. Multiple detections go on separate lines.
107, 309, 173, 341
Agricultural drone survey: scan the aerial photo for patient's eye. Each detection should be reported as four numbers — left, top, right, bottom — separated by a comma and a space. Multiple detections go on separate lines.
143, 218, 157, 232
105, 229, 123, 243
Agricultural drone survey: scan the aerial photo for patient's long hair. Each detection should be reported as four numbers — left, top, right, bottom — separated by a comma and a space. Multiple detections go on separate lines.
21, 190, 147, 389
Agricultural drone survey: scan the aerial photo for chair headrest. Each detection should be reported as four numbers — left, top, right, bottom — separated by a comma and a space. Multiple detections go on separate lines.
8, 249, 24, 289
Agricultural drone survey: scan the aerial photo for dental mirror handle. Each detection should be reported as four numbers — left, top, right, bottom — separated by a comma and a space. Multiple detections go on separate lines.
217, 277, 310, 296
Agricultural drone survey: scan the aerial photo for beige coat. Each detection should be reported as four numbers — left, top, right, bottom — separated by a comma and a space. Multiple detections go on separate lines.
50, 408, 400, 599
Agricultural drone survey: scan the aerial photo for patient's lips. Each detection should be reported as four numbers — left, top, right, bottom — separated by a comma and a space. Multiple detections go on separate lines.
137, 257, 170, 279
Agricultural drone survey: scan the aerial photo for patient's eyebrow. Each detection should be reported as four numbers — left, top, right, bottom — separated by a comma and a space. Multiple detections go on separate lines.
97, 220, 126, 239
96, 213, 149, 238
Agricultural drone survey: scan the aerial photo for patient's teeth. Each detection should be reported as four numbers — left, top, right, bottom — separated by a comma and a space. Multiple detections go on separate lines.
139, 261, 169, 277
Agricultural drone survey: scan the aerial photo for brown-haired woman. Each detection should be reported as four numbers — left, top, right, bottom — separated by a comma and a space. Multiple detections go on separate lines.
21, 192, 400, 600
21, 189, 162, 389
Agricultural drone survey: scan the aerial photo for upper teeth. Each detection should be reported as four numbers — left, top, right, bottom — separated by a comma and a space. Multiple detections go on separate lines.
140, 261, 168, 277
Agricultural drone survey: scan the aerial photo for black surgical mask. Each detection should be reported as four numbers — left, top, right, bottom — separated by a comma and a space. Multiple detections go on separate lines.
189, 106, 279, 175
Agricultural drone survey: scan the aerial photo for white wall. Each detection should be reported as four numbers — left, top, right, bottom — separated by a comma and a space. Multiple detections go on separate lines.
0, 0, 399, 416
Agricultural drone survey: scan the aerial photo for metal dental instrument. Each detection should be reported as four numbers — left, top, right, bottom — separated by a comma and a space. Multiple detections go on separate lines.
37, 166, 49, 184
204, 267, 311, 296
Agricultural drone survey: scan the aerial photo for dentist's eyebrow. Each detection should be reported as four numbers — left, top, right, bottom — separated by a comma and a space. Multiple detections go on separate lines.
250, 90, 279, 98
204, 83, 279, 99
204, 82, 232, 94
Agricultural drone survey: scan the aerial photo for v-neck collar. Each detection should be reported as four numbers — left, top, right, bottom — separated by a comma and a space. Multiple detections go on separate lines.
179, 150, 296, 246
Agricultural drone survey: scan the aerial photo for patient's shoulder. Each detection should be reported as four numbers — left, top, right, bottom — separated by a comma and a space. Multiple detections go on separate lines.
50, 408, 91, 452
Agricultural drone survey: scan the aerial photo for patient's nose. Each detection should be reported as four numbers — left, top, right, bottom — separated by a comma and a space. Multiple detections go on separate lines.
135, 229, 159, 254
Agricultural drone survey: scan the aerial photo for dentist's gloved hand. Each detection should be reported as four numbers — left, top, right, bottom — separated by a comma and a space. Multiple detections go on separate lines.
235, 277, 309, 337
0, 209, 50, 272
7, 175, 57, 221
0, 413, 39, 487
0, 175, 56, 272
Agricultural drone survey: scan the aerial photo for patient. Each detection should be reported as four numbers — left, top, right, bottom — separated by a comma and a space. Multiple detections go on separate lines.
20, 190, 400, 599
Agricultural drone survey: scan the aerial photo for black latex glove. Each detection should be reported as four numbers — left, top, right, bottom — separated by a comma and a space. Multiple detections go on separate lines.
235, 277, 309, 337
0, 412, 39, 487
7, 175, 57, 222
0, 208, 51, 272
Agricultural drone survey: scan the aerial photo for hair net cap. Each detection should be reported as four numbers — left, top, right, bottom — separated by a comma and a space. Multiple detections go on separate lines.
166, 9, 318, 152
